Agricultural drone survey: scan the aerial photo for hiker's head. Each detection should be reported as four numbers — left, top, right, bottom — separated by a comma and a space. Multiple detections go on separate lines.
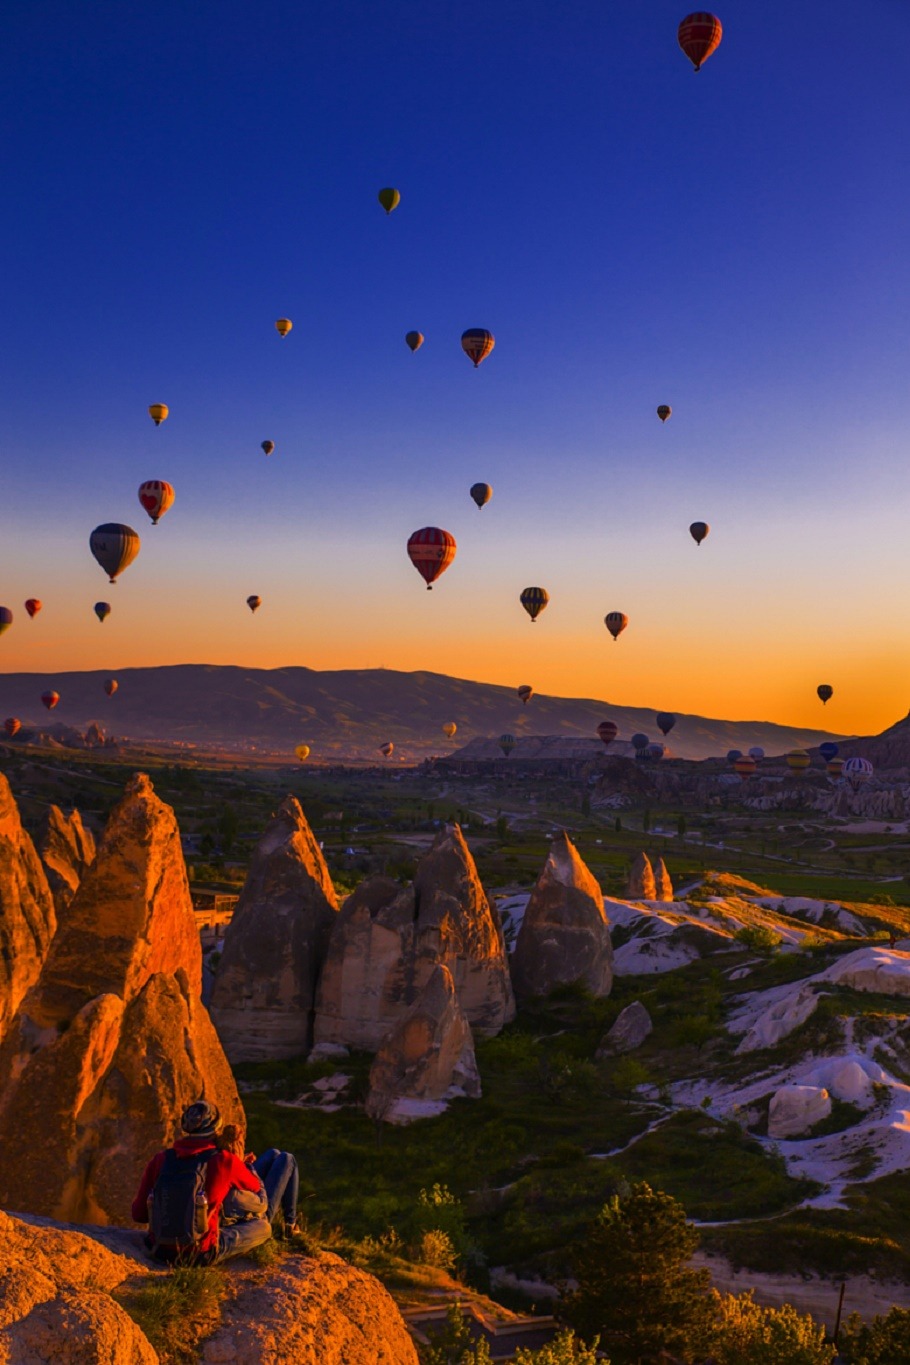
216, 1123, 244, 1155
180, 1100, 222, 1139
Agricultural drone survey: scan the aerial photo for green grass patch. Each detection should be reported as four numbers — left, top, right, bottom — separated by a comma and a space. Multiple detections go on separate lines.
117, 1265, 227, 1364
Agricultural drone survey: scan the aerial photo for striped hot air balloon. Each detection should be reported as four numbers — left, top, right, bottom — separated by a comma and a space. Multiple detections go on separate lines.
138, 480, 175, 526
378, 187, 401, 214
827, 757, 844, 781
786, 749, 811, 774
499, 733, 516, 758
520, 587, 549, 622
41, 691, 59, 711
461, 329, 495, 368
4, 718, 21, 737
597, 720, 618, 748
843, 756, 873, 793
734, 755, 756, 782
604, 611, 628, 642
89, 524, 140, 583
678, 12, 723, 70
407, 528, 457, 589
517, 685, 533, 705
0, 608, 12, 636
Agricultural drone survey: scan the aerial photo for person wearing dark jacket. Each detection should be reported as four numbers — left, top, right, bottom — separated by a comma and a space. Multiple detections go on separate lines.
132, 1100, 272, 1263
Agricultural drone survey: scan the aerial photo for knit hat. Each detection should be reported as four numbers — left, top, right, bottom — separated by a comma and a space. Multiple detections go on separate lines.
180, 1100, 222, 1138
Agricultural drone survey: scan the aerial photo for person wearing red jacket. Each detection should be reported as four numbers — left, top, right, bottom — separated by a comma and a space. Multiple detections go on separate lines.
132, 1100, 271, 1264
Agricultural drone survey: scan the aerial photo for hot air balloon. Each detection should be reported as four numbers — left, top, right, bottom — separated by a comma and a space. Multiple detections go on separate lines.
24, 599, 41, 619
247, 595, 261, 613
41, 691, 59, 711
748, 746, 765, 763
138, 480, 175, 526
0, 608, 12, 636
89, 524, 140, 583
275, 318, 293, 337
470, 483, 492, 509
678, 11, 723, 70
261, 441, 275, 456
148, 403, 169, 426
295, 744, 311, 762
379, 741, 394, 758
646, 742, 666, 762
786, 749, 811, 774
843, 756, 873, 793
827, 757, 844, 780
726, 749, 743, 766
499, 733, 515, 758
407, 528, 457, 589
734, 755, 757, 781
461, 329, 495, 368
819, 742, 839, 764
378, 187, 401, 214
518, 685, 533, 706
94, 601, 111, 623
632, 733, 649, 753
442, 722, 457, 739
604, 611, 628, 642
657, 405, 672, 422
656, 712, 676, 737
817, 684, 833, 705
4, 718, 20, 737
520, 587, 549, 622
689, 522, 710, 546
405, 331, 424, 352
104, 679, 118, 697
597, 720, 618, 748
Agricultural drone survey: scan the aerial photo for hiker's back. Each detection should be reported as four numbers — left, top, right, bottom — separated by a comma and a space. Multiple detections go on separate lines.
148, 1148, 213, 1259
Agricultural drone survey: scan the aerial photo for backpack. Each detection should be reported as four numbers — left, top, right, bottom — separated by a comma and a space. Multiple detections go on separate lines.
148, 1148, 216, 1260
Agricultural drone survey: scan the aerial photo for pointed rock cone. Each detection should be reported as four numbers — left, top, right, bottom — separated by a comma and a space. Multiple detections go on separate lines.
39, 804, 95, 917
366, 965, 480, 1123
511, 833, 613, 1000
0, 774, 57, 1044
654, 857, 674, 903
627, 851, 656, 900
412, 824, 515, 1035
210, 795, 339, 1062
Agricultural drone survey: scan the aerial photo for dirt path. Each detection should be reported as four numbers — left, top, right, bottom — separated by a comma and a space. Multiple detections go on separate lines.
693, 1252, 910, 1330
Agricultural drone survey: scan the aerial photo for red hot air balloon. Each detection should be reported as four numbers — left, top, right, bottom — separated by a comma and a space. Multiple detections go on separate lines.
104, 679, 118, 697
24, 599, 41, 619
4, 718, 21, 737
41, 691, 59, 711
407, 528, 457, 589
734, 755, 757, 782
597, 720, 618, 748
517, 685, 533, 706
138, 480, 175, 526
461, 329, 495, 368
678, 12, 723, 70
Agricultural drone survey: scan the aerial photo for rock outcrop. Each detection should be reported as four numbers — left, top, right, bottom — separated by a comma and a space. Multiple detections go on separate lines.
597, 1000, 653, 1055
654, 857, 673, 902
210, 796, 339, 1062
315, 825, 514, 1050
365, 965, 480, 1123
0, 774, 57, 1044
768, 1084, 832, 1139
510, 834, 613, 999
627, 852, 656, 899
39, 803, 96, 916
0, 774, 242, 1225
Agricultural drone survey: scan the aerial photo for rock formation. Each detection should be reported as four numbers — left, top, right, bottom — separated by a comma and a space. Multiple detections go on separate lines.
39, 803, 96, 915
0, 773, 243, 1225
597, 1000, 653, 1055
365, 965, 480, 1123
627, 851, 656, 899
314, 824, 514, 1050
0, 773, 57, 1044
768, 1084, 832, 1139
510, 833, 613, 999
210, 796, 339, 1062
654, 857, 673, 902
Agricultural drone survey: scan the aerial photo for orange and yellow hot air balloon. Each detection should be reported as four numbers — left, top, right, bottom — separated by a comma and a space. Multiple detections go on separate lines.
138, 480, 175, 526
148, 403, 169, 426
461, 329, 495, 368
442, 723, 457, 739
275, 318, 293, 337
678, 12, 723, 70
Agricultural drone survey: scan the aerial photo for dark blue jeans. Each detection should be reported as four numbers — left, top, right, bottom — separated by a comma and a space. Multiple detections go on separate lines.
253, 1148, 299, 1225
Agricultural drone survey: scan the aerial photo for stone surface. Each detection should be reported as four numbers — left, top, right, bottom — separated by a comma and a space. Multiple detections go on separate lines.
627, 852, 656, 899
0, 775, 242, 1225
200, 1252, 419, 1364
210, 796, 339, 1062
768, 1084, 832, 1139
824, 946, 910, 996
0, 775, 57, 1046
510, 834, 613, 999
735, 984, 820, 1053
40, 804, 96, 916
597, 1000, 653, 1055
366, 965, 480, 1123
653, 857, 673, 902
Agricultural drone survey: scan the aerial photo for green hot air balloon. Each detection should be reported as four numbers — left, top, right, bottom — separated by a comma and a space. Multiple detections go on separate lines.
499, 733, 516, 758
89, 524, 140, 583
378, 187, 400, 214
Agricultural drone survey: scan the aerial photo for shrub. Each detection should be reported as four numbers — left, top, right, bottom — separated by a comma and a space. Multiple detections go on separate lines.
418, 1228, 457, 1270
734, 924, 782, 953
840, 1306, 910, 1363
709, 1290, 835, 1363
513, 1331, 601, 1364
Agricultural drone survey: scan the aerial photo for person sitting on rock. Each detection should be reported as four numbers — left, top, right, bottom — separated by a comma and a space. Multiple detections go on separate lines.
217, 1124, 300, 1238
132, 1099, 272, 1264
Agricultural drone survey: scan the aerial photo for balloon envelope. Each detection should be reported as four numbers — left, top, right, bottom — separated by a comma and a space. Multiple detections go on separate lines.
787, 749, 811, 773
656, 712, 676, 736
378, 187, 401, 214
734, 755, 757, 781
89, 524, 140, 583
442, 723, 457, 739
843, 756, 873, 792
470, 482, 492, 509
246, 596, 261, 613
24, 599, 41, 619
461, 329, 495, 368
499, 733, 515, 757
138, 480, 175, 526
597, 720, 618, 747
261, 441, 275, 456
405, 331, 424, 352
646, 742, 666, 762
104, 679, 118, 697
148, 403, 168, 426
632, 733, 649, 751
520, 587, 549, 622
517, 685, 533, 705
275, 318, 292, 336
678, 11, 723, 70
657, 405, 672, 422
689, 521, 709, 546
295, 744, 311, 762
817, 684, 834, 705
819, 742, 839, 763
4, 718, 20, 737
41, 691, 59, 711
407, 528, 457, 589
748, 746, 765, 762
604, 611, 628, 641
0, 608, 12, 636
94, 601, 111, 623
379, 741, 394, 758
827, 757, 844, 779
726, 749, 743, 766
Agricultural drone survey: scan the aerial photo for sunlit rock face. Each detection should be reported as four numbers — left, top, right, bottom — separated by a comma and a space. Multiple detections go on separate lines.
210, 795, 339, 1062
366, 964, 481, 1123
0, 773, 242, 1225
511, 833, 613, 1000
654, 857, 674, 902
0, 774, 57, 1044
627, 851, 656, 899
768, 1084, 831, 1139
39, 804, 95, 918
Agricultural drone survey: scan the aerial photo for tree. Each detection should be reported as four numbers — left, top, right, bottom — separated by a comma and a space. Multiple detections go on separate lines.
839, 1306, 910, 1363
513, 1332, 601, 1364
709, 1291, 835, 1364
561, 1182, 713, 1364
421, 1304, 492, 1365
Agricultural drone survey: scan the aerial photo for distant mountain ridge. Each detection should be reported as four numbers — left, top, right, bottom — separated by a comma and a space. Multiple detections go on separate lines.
0, 664, 848, 762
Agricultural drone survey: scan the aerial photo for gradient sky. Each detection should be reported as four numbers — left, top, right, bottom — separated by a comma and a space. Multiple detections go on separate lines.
2, 0, 910, 736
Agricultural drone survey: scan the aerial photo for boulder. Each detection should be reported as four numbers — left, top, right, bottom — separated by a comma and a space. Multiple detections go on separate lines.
597, 1000, 653, 1056
510, 834, 613, 999
735, 984, 820, 1053
627, 852, 656, 899
654, 858, 673, 902
818, 1059, 875, 1107
0, 774, 57, 1044
768, 1084, 832, 1139
210, 796, 339, 1062
824, 947, 910, 997
39, 804, 96, 917
365, 964, 480, 1123
0, 775, 242, 1225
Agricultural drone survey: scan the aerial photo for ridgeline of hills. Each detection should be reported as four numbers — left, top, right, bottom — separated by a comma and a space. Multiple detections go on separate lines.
0, 664, 848, 762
